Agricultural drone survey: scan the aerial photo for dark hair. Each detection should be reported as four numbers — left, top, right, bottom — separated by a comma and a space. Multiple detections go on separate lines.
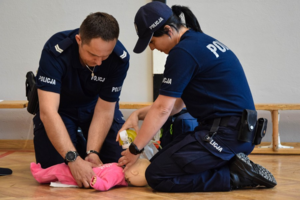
153, 5, 202, 37
79, 12, 119, 44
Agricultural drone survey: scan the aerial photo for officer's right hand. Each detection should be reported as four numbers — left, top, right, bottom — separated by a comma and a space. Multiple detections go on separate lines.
116, 112, 140, 142
68, 157, 96, 188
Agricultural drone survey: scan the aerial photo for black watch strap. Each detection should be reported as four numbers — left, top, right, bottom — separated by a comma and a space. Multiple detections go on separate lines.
129, 143, 144, 155
86, 150, 99, 156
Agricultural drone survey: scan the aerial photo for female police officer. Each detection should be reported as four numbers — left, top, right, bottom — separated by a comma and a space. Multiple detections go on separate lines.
34, 12, 129, 188
117, 2, 276, 192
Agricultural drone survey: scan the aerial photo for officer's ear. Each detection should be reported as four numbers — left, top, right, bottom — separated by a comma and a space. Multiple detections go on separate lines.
75, 34, 82, 46
163, 25, 172, 38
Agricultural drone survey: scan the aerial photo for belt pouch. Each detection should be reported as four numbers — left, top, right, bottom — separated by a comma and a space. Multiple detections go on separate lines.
238, 109, 257, 143
26, 71, 39, 115
253, 118, 268, 145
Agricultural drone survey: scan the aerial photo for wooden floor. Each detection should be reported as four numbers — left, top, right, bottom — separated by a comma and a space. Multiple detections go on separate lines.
0, 150, 299, 200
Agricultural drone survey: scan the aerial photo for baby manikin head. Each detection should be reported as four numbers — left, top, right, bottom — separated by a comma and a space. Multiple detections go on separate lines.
124, 158, 150, 186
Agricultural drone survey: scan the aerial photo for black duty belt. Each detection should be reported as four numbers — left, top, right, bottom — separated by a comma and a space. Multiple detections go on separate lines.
199, 116, 241, 142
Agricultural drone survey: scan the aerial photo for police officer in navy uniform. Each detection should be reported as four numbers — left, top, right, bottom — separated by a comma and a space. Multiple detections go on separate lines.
34, 12, 129, 188
117, 2, 276, 192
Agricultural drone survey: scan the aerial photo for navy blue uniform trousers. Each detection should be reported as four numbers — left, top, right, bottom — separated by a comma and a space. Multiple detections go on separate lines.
146, 118, 254, 192
33, 103, 124, 168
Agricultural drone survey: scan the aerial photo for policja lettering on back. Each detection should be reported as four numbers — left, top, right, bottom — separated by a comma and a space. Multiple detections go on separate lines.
206, 40, 230, 58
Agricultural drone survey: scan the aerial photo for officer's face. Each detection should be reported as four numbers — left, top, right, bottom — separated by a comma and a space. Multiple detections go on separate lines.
149, 34, 175, 54
76, 35, 117, 66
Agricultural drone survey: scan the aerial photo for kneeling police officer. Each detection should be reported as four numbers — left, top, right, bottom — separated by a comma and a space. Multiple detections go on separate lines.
118, 2, 276, 192
32, 12, 129, 188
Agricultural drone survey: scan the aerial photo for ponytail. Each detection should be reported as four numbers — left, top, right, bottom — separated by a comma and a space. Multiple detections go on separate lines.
172, 5, 202, 33
153, 5, 202, 37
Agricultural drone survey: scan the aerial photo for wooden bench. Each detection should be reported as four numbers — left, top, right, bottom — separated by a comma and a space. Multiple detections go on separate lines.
0, 100, 28, 109
1, 101, 300, 154
253, 104, 300, 154
119, 102, 300, 154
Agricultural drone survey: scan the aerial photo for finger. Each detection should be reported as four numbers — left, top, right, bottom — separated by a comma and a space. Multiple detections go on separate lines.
116, 132, 120, 142
82, 180, 90, 188
76, 180, 83, 188
123, 162, 132, 172
117, 157, 124, 165
117, 125, 128, 141
121, 150, 127, 156
90, 162, 98, 168
117, 157, 126, 166
116, 128, 125, 142
118, 160, 123, 167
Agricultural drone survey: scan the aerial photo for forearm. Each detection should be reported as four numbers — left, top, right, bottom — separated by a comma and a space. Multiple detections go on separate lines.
37, 89, 75, 158
134, 97, 175, 150
134, 98, 183, 120
170, 98, 185, 116
86, 113, 113, 152
86, 98, 115, 152
134, 105, 152, 120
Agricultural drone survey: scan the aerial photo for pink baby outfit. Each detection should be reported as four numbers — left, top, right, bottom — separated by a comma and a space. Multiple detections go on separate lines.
30, 162, 128, 191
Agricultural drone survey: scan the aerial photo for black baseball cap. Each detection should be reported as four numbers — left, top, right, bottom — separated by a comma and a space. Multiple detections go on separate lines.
133, 1, 173, 53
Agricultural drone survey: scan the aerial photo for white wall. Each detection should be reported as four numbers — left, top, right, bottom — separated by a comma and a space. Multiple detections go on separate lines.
0, 0, 299, 143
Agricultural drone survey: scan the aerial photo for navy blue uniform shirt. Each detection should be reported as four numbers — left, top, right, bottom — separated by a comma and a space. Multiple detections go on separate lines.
159, 30, 254, 121
36, 29, 129, 109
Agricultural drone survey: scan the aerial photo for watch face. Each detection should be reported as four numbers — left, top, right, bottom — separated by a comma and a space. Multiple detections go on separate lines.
66, 151, 76, 161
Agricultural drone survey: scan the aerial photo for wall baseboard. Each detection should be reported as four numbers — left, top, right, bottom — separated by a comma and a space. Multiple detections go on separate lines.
0, 140, 34, 150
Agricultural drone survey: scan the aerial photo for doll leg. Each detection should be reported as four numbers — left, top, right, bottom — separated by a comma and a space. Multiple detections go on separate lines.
89, 164, 127, 191
30, 162, 77, 185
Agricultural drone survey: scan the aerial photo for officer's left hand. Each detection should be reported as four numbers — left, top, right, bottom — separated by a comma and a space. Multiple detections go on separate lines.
85, 153, 103, 167
118, 149, 139, 172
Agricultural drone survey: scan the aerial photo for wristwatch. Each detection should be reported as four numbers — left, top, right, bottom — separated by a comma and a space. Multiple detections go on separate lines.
64, 151, 79, 164
86, 150, 99, 156
129, 142, 144, 155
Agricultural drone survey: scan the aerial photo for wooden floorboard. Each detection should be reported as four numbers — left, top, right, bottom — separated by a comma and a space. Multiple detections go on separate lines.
0, 150, 300, 199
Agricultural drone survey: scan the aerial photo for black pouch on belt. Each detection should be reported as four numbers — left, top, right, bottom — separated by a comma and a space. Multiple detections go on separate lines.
238, 109, 257, 143
26, 71, 39, 115
253, 118, 268, 145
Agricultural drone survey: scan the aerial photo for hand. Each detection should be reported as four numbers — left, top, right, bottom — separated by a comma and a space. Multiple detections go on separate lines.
117, 149, 139, 172
85, 153, 103, 166
68, 157, 96, 188
116, 112, 140, 142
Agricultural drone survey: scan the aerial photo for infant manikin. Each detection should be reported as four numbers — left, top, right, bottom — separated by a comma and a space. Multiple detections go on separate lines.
30, 159, 150, 191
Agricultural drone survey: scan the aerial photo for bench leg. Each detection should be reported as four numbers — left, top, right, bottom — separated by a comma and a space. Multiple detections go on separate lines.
272, 110, 279, 151
258, 110, 294, 150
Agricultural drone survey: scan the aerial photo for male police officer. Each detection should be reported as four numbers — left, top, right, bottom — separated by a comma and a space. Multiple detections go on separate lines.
33, 12, 129, 188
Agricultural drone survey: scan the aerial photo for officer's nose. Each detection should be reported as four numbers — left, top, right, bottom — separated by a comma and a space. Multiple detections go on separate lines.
95, 58, 102, 66
149, 43, 155, 51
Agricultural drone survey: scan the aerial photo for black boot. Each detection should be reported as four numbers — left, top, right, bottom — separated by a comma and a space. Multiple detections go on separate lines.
229, 153, 277, 189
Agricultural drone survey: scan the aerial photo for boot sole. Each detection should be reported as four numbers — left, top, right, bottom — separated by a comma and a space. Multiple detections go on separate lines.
232, 153, 277, 188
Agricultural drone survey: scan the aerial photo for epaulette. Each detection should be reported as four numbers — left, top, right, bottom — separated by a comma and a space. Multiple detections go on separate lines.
50, 37, 73, 57
113, 40, 130, 63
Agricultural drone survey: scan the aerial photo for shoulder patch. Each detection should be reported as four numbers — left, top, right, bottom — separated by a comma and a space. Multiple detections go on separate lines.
113, 40, 130, 63
50, 37, 73, 57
